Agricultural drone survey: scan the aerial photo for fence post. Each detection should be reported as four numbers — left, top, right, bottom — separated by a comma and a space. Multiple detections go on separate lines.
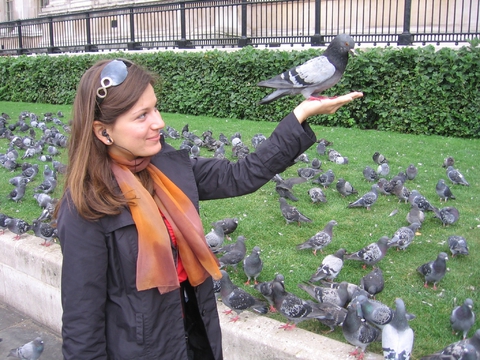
311, 0, 325, 46
238, 0, 250, 47
127, 7, 142, 50
398, 0, 413, 45
16, 20, 24, 55
47, 17, 60, 53
177, 2, 193, 48
85, 12, 98, 52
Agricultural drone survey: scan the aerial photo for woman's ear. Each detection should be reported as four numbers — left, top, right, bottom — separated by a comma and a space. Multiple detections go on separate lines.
93, 121, 112, 145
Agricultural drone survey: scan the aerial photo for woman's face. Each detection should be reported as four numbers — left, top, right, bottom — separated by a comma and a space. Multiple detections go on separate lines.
107, 84, 165, 160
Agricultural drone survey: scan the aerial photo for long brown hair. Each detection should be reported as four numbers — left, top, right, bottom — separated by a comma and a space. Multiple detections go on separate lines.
56, 59, 156, 220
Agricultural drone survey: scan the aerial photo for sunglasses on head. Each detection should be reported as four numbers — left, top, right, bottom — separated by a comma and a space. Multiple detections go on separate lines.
96, 59, 133, 105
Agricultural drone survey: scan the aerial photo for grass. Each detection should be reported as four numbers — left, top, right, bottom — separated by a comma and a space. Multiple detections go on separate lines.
1, 101, 479, 359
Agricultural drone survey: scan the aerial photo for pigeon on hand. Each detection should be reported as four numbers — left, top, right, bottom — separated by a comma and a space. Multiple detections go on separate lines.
451, 298, 476, 340
217, 235, 247, 271
442, 156, 455, 168
448, 235, 469, 257
363, 166, 379, 182
243, 246, 263, 285
257, 34, 355, 104
345, 236, 390, 269
309, 248, 346, 282
307, 187, 327, 204
347, 184, 379, 210
432, 206, 460, 226
382, 298, 415, 360
8, 336, 44, 360
360, 267, 385, 299
373, 152, 388, 165
312, 169, 335, 188
387, 223, 422, 251
405, 164, 418, 180
406, 204, 425, 227
210, 217, 238, 240
279, 197, 312, 226
219, 270, 268, 322
31, 219, 58, 246
296, 220, 337, 255
436, 179, 456, 202
336, 178, 358, 197
4, 217, 31, 240
205, 225, 225, 252
342, 299, 381, 360
446, 166, 470, 186
298, 280, 349, 307
417, 252, 448, 290
254, 274, 285, 313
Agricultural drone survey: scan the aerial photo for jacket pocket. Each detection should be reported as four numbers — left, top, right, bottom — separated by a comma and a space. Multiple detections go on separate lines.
136, 313, 144, 345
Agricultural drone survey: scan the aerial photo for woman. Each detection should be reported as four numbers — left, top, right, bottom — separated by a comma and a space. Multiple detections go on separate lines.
56, 58, 362, 359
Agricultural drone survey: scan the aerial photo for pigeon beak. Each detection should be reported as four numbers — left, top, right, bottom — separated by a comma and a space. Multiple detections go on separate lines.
349, 49, 356, 56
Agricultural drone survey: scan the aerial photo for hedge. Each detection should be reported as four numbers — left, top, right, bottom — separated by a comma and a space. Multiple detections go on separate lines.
0, 40, 478, 138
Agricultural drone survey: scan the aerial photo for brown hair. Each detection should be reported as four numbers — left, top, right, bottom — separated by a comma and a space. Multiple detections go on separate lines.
56, 59, 156, 220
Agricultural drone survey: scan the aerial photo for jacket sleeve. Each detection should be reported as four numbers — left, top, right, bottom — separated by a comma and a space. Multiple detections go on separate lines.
192, 112, 316, 200
57, 195, 109, 359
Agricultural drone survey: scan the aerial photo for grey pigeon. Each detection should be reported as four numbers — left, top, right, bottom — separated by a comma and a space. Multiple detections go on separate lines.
294, 153, 310, 163
33, 193, 53, 209
271, 280, 333, 330
448, 235, 469, 257
408, 190, 435, 212
356, 294, 396, 329
377, 163, 390, 177
7, 182, 27, 203
312, 169, 335, 188
327, 148, 342, 162
214, 235, 246, 255
319, 280, 369, 304
31, 219, 58, 246
373, 152, 388, 164
297, 167, 321, 180
345, 236, 390, 269
382, 298, 415, 360
251, 133, 266, 149
279, 197, 312, 226
447, 166, 470, 186
342, 300, 381, 360
4, 217, 31, 240
0, 213, 12, 235
406, 204, 425, 227
363, 165, 379, 182
9, 176, 29, 187
34, 177, 57, 194
436, 179, 456, 202
451, 298, 475, 340
316, 140, 327, 155
387, 223, 422, 251
442, 156, 455, 168
219, 270, 268, 322
210, 217, 238, 239
205, 225, 225, 251
432, 206, 460, 226
21, 163, 39, 181
311, 158, 322, 170
336, 178, 358, 197
217, 235, 247, 270
298, 280, 349, 307
417, 252, 448, 290
296, 220, 337, 255
360, 267, 385, 299
309, 248, 346, 282
214, 142, 225, 159
254, 274, 285, 313
405, 164, 418, 180
377, 178, 393, 196
8, 336, 44, 360
273, 175, 306, 202
392, 180, 411, 203
308, 187, 327, 204
243, 246, 263, 285
257, 34, 355, 104
423, 329, 480, 360
348, 184, 378, 210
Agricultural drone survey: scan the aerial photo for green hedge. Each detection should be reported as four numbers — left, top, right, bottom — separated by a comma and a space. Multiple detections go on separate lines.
0, 40, 479, 138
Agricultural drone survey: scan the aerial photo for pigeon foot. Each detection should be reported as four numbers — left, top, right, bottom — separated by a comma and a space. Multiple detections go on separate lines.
269, 305, 277, 313
279, 322, 296, 331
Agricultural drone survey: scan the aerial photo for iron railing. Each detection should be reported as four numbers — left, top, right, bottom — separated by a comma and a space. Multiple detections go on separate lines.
0, 0, 479, 55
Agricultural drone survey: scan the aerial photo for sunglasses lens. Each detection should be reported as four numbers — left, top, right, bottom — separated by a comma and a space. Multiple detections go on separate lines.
100, 60, 128, 87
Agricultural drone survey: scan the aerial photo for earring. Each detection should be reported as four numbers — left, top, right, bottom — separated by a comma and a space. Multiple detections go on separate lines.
101, 129, 113, 144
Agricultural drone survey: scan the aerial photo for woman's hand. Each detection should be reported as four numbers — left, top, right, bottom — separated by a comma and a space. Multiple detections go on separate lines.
293, 92, 364, 123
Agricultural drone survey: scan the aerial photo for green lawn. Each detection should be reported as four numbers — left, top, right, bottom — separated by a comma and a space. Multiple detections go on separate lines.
1, 101, 479, 359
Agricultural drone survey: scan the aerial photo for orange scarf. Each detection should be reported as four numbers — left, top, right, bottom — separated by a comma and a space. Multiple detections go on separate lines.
110, 154, 221, 294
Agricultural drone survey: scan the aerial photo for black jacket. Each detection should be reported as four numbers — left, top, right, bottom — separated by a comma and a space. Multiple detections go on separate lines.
57, 113, 316, 359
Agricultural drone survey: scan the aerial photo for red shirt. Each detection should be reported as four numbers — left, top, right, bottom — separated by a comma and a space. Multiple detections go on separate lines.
160, 212, 188, 283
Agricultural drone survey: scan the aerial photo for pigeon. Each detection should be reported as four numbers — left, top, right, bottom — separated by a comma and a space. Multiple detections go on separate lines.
448, 235, 469, 257
436, 179, 456, 202
7, 182, 27, 203
257, 34, 355, 104
311, 158, 322, 170
254, 274, 285, 313
217, 235, 247, 270
33, 193, 53, 209
360, 267, 385, 299
345, 236, 390, 269
214, 142, 225, 159
373, 152, 388, 164
348, 184, 378, 210
307, 187, 327, 204
377, 163, 390, 177
273, 175, 306, 202
251, 133, 266, 149
297, 167, 321, 180
210, 217, 238, 240
219, 270, 268, 322
405, 164, 418, 181
0, 213, 12, 235
243, 246, 263, 285
417, 252, 448, 290
342, 299, 381, 360
34, 177, 58, 194
432, 206, 460, 226
205, 225, 225, 251
327, 149, 342, 162
319, 280, 370, 303
356, 294, 395, 329
446, 166, 470, 186
294, 153, 310, 163
31, 219, 58, 246
21, 163, 39, 181
423, 329, 480, 360
377, 178, 393, 196
309, 248, 346, 282
442, 156, 455, 168
387, 223, 422, 251
271, 280, 333, 330
336, 178, 358, 197
4, 217, 31, 240
408, 190, 435, 212
298, 280, 349, 307
8, 336, 44, 360
363, 165, 379, 182
406, 204, 425, 227
392, 180, 411, 203
9, 175, 29, 186
312, 169, 335, 188
382, 298, 415, 360
278, 197, 312, 226
296, 220, 337, 255
190, 144, 200, 157
451, 298, 475, 340
316, 140, 327, 155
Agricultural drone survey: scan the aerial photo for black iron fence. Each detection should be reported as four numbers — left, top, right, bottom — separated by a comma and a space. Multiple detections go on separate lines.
0, 0, 479, 55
